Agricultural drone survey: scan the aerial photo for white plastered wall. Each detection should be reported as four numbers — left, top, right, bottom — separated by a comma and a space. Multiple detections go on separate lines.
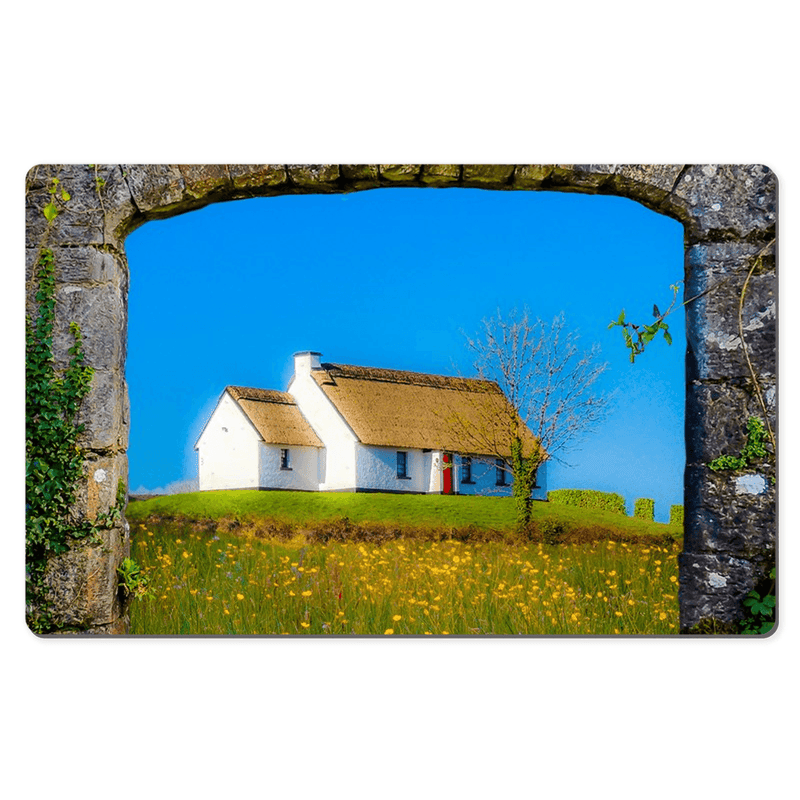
355, 444, 430, 493
288, 354, 358, 491
259, 444, 320, 491
453, 455, 548, 499
196, 392, 261, 491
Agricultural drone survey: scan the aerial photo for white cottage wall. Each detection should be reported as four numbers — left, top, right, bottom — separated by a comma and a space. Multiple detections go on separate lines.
454, 456, 547, 499
196, 393, 261, 490
454, 456, 512, 497
355, 445, 429, 493
259, 444, 321, 491
288, 353, 358, 491
425, 451, 439, 493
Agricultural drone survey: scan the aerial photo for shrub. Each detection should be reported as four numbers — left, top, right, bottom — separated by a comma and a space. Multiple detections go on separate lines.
669, 504, 684, 527
539, 519, 565, 546
548, 489, 626, 516
634, 498, 655, 522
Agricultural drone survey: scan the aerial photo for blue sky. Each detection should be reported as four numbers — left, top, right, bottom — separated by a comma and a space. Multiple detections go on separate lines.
125, 186, 685, 521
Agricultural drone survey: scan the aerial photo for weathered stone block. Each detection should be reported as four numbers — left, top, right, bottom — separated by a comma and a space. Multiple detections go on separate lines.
685, 241, 776, 382
678, 552, 766, 631
229, 164, 289, 190
123, 164, 187, 213
29, 245, 123, 286
462, 165, 515, 187
340, 164, 381, 189
121, 378, 131, 451
76, 369, 127, 452
671, 164, 777, 241
684, 464, 775, 560
54, 283, 125, 372
288, 164, 340, 188
513, 164, 555, 188
420, 164, 461, 186
379, 164, 422, 183
686, 381, 775, 466
610, 165, 684, 212
548, 165, 614, 192
178, 165, 232, 199
79, 453, 126, 519
42, 523, 127, 630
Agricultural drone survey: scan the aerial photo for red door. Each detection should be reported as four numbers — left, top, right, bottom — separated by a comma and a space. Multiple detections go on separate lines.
442, 453, 453, 494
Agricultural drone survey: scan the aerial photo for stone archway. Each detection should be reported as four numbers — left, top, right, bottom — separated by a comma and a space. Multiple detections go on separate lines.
25, 164, 777, 634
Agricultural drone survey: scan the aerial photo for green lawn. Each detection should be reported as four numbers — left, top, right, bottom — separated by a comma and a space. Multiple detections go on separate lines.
126, 489, 681, 542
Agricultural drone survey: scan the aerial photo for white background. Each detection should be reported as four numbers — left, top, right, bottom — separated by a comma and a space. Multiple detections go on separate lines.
4, 2, 796, 798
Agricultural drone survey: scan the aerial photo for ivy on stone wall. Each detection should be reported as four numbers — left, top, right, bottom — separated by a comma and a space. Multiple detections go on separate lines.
708, 416, 769, 473
26, 248, 98, 630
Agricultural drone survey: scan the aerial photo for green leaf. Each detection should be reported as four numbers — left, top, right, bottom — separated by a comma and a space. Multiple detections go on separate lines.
60, 189, 71, 202
43, 202, 59, 222
618, 309, 625, 325
663, 330, 673, 346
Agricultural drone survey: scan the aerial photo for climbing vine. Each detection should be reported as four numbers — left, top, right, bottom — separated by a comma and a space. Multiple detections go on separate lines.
26, 245, 134, 631
26, 176, 134, 632
26, 247, 96, 631
708, 417, 769, 473
607, 282, 679, 363
608, 239, 775, 453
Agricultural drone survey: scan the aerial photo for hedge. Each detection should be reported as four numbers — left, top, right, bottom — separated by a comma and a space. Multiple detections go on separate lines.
669, 504, 684, 527
547, 489, 626, 516
634, 498, 655, 522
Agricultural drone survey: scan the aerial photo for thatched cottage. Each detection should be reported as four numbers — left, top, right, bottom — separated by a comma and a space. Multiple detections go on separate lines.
194, 351, 546, 497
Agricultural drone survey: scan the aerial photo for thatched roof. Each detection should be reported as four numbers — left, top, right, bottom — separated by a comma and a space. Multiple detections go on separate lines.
311, 363, 541, 459
226, 386, 323, 448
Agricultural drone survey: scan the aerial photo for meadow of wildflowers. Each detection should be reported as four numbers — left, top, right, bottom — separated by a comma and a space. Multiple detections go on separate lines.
129, 519, 680, 635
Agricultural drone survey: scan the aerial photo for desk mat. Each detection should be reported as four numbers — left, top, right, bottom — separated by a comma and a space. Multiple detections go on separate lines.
24, 164, 777, 636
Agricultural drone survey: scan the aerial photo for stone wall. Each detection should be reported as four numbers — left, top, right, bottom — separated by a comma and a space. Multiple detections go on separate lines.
24, 164, 777, 634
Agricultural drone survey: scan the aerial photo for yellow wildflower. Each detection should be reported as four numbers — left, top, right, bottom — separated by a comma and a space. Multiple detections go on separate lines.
384, 628, 394, 635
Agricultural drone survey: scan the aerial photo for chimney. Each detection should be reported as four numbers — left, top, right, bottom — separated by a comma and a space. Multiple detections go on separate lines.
293, 351, 322, 376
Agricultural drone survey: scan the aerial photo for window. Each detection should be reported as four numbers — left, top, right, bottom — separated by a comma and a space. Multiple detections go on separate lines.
461, 456, 474, 484
397, 451, 409, 479
280, 448, 291, 470
495, 458, 507, 486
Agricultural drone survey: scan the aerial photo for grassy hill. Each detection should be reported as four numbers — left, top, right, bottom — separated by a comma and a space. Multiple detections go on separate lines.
126, 489, 682, 544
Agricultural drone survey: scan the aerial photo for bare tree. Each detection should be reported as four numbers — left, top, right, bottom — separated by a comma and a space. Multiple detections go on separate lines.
452, 308, 609, 529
